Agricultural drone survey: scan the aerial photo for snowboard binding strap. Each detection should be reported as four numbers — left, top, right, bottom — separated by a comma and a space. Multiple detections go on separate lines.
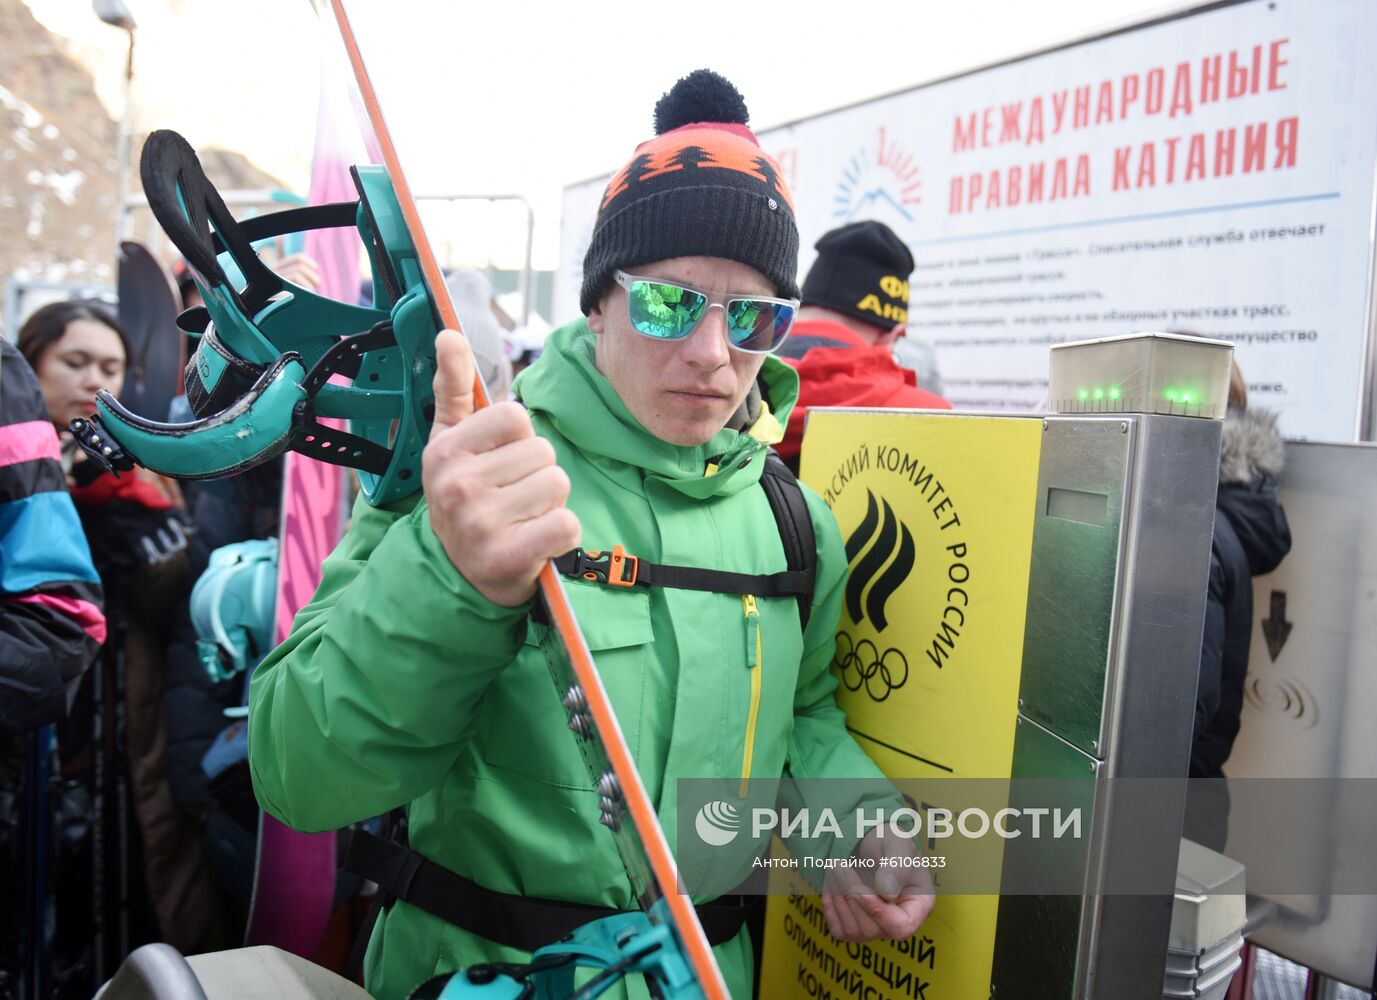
72, 130, 442, 505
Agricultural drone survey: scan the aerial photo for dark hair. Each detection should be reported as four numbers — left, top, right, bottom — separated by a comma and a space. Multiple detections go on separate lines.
18, 300, 131, 371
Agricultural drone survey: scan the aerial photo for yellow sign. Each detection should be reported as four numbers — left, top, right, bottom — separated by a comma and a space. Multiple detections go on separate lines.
760, 411, 1043, 1000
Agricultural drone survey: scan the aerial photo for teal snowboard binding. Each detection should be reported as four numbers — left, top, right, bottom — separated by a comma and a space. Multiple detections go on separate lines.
72, 130, 437, 507
407, 912, 699, 1000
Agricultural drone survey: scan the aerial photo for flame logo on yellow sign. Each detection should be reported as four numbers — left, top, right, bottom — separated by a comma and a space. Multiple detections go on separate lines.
844, 490, 916, 631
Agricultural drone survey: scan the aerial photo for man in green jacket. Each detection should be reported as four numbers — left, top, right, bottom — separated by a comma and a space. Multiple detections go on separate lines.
249, 70, 932, 999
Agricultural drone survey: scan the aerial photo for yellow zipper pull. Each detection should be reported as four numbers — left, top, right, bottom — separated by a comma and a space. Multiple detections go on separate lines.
742, 594, 759, 667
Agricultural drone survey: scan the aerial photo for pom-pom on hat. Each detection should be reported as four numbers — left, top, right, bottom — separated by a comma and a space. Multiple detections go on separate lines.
801, 220, 915, 330
579, 69, 800, 315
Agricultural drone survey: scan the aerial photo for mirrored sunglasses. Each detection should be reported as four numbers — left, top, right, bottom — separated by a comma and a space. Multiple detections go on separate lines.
614, 270, 798, 355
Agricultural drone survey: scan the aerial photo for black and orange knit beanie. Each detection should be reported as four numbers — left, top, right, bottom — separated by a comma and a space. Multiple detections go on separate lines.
579, 69, 800, 315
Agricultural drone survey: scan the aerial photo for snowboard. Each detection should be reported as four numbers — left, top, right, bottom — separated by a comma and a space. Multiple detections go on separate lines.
116, 239, 185, 421
324, 2, 727, 995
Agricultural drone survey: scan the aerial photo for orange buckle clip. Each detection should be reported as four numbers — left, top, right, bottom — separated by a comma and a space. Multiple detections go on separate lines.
607, 544, 638, 587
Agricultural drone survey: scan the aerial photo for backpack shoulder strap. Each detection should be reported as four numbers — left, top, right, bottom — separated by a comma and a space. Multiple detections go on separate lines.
545, 451, 818, 630
759, 450, 816, 631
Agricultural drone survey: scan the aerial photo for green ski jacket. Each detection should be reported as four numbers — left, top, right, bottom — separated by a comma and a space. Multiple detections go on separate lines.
248, 319, 892, 998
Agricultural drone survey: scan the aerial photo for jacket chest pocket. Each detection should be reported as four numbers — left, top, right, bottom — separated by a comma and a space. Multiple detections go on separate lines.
478, 589, 654, 790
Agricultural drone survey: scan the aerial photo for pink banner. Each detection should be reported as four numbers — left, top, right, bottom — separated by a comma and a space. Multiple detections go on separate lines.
247, 50, 368, 962
272, 446, 346, 647
301, 56, 374, 308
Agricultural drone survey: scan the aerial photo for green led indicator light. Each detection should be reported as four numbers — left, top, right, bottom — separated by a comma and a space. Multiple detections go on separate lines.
1180, 392, 1192, 404
1092, 387, 1105, 400
1109, 386, 1121, 400
1078, 388, 1090, 401
1165, 389, 1178, 403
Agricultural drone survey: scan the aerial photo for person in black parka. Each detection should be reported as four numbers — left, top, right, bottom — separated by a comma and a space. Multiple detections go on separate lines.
1186, 362, 1291, 851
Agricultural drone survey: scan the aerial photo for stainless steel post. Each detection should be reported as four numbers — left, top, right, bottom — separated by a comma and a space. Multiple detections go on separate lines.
990, 414, 1223, 999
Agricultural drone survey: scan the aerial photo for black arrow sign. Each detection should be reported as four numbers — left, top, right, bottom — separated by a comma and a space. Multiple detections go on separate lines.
1261, 590, 1292, 662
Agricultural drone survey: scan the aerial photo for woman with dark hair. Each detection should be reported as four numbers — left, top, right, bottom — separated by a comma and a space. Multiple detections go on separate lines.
18, 300, 131, 440
18, 300, 234, 990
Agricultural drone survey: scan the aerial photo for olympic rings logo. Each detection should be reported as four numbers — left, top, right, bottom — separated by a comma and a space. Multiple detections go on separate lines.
833, 631, 909, 702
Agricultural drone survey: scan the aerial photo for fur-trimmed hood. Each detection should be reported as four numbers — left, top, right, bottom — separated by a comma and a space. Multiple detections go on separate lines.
1215, 406, 1290, 576
1219, 407, 1286, 486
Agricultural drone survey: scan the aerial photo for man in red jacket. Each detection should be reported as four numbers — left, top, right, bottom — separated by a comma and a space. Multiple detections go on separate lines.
777, 220, 949, 469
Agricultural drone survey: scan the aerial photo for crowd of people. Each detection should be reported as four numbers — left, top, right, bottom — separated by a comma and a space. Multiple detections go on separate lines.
0, 66, 1290, 1000
3, 296, 267, 996
0, 248, 535, 996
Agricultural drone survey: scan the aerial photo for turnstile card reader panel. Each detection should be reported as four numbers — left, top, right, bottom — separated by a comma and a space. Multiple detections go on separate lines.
1018, 418, 1134, 758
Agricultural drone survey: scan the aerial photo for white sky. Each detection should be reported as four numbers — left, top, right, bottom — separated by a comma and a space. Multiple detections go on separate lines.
25, 0, 1193, 270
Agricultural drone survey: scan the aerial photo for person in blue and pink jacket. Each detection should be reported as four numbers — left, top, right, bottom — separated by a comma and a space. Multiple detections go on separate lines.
1, 333, 105, 997
0, 334, 105, 734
